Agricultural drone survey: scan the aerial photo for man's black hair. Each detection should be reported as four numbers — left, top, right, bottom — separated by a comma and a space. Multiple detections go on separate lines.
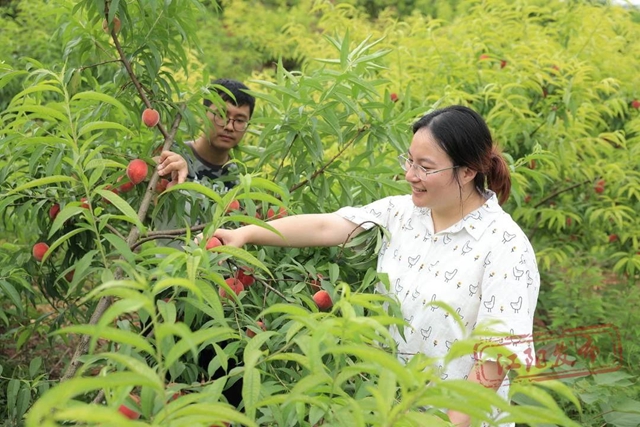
203, 78, 255, 118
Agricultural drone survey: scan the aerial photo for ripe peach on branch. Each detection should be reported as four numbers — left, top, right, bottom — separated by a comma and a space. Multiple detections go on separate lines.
142, 108, 160, 127
102, 16, 121, 34
127, 159, 148, 185
219, 278, 244, 299
32, 242, 49, 261
313, 290, 333, 311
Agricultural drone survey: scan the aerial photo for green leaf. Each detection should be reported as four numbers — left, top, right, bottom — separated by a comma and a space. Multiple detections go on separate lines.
163, 181, 223, 204
102, 234, 136, 265
259, 303, 311, 318
85, 158, 126, 170
94, 352, 162, 388
56, 325, 155, 355
19, 136, 75, 148
70, 91, 128, 113
242, 367, 261, 420
152, 277, 202, 297
49, 206, 84, 237
8, 175, 76, 195
6, 104, 69, 123
12, 83, 63, 100
0, 280, 23, 313
194, 280, 225, 323
44, 228, 87, 261
95, 189, 146, 233
78, 121, 132, 138
164, 328, 236, 368
208, 246, 271, 277
26, 372, 162, 426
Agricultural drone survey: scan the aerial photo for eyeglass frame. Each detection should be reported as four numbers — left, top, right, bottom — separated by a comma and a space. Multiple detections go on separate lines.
212, 111, 250, 132
398, 154, 459, 180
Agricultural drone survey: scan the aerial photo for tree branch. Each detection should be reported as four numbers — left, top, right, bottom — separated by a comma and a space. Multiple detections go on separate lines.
288, 126, 368, 193
60, 15, 185, 380
144, 223, 206, 237
533, 178, 591, 209
78, 59, 123, 72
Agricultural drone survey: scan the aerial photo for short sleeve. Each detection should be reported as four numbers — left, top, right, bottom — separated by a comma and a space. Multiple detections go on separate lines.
334, 196, 398, 231
476, 232, 540, 368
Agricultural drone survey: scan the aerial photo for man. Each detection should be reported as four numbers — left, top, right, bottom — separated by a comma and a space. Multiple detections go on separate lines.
150, 79, 255, 407
156, 78, 255, 193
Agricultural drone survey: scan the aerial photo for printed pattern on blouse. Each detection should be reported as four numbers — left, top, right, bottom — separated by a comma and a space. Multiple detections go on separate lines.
334, 192, 540, 424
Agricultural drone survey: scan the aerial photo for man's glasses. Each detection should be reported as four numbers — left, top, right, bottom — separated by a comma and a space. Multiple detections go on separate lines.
398, 154, 459, 181
212, 112, 249, 132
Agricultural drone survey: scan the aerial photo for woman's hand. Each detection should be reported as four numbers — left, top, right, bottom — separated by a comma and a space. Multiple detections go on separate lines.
194, 228, 247, 248
213, 228, 247, 248
447, 411, 470, 427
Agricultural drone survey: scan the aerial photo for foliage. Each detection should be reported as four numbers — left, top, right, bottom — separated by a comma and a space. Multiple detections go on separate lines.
1, 0, 640, 426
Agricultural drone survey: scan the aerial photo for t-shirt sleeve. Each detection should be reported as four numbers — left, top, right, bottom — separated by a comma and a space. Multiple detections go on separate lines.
475, 232, 540, 371
333, 196, 397, 230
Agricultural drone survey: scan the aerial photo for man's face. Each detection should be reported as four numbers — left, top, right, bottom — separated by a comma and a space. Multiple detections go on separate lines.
205, 101, 252, 151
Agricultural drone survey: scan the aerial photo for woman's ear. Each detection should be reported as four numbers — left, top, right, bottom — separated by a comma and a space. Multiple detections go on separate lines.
459, 166, 478, 185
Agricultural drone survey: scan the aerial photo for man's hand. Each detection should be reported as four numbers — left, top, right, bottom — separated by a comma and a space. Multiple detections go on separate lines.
155, 151, 188, 185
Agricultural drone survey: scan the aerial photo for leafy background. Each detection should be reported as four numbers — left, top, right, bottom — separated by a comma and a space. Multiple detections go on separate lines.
1, 0, 639, 426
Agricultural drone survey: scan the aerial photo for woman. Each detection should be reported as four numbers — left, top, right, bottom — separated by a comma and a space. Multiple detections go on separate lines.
214, 105, 540, 426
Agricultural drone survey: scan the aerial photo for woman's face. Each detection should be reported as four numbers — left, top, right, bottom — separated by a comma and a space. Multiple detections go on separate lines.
405, 128, 461, 209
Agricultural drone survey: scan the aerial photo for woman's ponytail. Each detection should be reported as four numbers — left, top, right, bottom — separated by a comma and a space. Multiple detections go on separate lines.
486, 146, 511, 205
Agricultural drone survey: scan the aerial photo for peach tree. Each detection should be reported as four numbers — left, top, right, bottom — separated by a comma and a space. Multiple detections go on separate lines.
3, 0, 639, 426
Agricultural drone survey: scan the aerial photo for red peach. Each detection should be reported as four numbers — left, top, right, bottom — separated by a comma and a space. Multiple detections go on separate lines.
594, 179, 605, 194
118, 404, 139, 420
142, 108, 160, 127
310, 273, 323, 292
119, 181, 134, 193
156, 178, 170, 193
246, 321, 266, 338
236, 268, 255, 287
49, 203, 60, 220
226, 199, 241, 213
313, 290, 333, 311
206, 237, 222, 250
32, 242, 49, 261
127, 159, 148, 185
390, 93, 398, 102
631, 100, 640, 109
167, 384, 185, 402
118, 392, 140, 419
102, 16, 121, 34
219, 278, 244, 299
267, 206, 287, 220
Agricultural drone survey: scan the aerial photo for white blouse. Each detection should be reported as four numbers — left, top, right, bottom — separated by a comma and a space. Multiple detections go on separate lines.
335, 191, 540, 424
